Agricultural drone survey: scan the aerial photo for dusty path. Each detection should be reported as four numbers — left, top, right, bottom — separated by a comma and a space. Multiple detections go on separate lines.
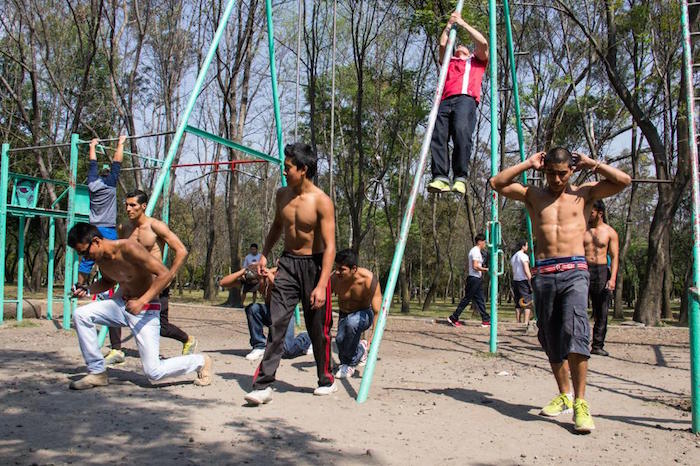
1, 305, 698, 465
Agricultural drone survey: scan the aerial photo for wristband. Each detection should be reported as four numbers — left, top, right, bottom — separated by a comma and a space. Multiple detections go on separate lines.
592, 161, 601, 172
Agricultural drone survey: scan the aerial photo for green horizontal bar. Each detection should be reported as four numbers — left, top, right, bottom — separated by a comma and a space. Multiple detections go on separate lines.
77, 139, 164, 165
10, 172, 75, 188
6, 206, 89, 220
184, 125, 282, 166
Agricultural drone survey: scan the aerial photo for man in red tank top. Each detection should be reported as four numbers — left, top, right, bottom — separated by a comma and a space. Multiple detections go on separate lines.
428, 11, 488, 195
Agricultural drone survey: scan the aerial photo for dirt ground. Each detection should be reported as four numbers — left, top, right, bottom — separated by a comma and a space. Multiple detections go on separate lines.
1, 303, 699, 465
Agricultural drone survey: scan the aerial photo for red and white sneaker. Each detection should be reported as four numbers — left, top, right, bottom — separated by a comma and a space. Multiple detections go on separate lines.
447, 315, 462, 327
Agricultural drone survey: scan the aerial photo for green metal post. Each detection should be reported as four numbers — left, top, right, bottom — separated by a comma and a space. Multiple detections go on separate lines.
502, 0, 534, 262
145, 0, 239, 215
357, 0, 466, 403
63, 133, 79, 330
47, 217, 56, 320
264, 0, 298, 325
0, 143, 9, 325
17, 216, 25, 321
162, 169, 171, 263
488, 0, 499, 353
681, 0, 699, 434
97, 325, 109, 348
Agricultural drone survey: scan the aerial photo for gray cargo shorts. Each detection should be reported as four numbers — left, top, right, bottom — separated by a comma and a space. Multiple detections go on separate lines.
532, 268, 590, 363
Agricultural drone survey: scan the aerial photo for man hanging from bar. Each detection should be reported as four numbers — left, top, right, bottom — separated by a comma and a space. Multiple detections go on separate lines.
427, 10, 488, 195
490, 147, 630, 433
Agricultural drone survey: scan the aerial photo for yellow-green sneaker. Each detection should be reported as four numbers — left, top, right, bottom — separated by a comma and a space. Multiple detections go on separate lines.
427, 179, 450, 193
540, 393, 573, 417
451, 180, 466, 195
182, 336, 198, 355
573, 398, 595, 433
104, 349, 125, 366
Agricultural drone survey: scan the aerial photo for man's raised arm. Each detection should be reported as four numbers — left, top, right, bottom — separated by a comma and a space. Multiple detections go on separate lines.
490, 152, 544, 201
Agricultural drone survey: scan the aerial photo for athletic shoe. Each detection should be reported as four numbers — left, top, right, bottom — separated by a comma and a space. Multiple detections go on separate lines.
194, 355, 213, 386
452, 180, 466, 195
525, 321, 537, 336
313, 382, 338, 396
306, 344, 314, 356
69, 372, 109, 390
335, 364, 356, 379
358, 340, 369, 367
427, 179, 450, 193
590, 347, 609, 356
245, 387, 273, 406
573, 398, 595, 433
540, 393, 573, 417
245, 348, 265, 361
447, 315, 462, 327
481, 321, 491, 328
104, 349, 125, 366
182, 336, 198, 355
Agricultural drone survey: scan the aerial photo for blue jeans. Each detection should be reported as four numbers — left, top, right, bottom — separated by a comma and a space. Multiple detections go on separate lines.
336, 308, 373, 366
78, 226, 117, 274
245, 303, 311, 359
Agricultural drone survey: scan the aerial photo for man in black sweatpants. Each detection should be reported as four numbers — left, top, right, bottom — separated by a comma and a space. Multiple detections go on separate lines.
245, 143, 336, 406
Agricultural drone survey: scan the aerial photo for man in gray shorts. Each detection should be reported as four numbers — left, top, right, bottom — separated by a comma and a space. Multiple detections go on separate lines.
491, 147, 630, 433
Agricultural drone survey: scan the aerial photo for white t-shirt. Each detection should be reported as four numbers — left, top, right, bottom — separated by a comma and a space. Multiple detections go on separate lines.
468, 246, 484, 278
510, 250, 530, 281
243, 252, 261, 268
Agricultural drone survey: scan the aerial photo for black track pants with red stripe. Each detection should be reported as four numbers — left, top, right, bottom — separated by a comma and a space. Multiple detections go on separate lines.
252, 252, 334, 390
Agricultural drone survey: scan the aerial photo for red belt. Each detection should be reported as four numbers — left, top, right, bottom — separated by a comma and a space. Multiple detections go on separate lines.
532, 262, 588, 275
142, 302, 161, 311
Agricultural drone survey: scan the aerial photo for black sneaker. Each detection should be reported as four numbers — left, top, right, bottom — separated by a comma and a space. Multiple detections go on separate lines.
590, 347, 609, 356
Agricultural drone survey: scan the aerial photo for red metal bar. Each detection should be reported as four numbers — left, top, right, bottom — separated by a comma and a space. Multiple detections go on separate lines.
170, 159, 267, 169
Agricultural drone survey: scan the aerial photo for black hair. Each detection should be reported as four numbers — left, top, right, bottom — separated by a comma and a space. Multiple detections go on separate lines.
516, 240, 528, 251
544, 146, 574, 167
592, 199, 607, 222
250, 243, 258, 249
474, 233, 486, 243
284, 142, 317, 179
126, 189, 149, 205
67, 222, 103, 249
335, 248, 359, 268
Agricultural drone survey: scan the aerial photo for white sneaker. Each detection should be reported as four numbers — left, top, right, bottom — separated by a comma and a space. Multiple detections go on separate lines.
244, 387, 273, 406
313, 382, 338, 396
306, 344, 314, 356
334, 364, 355, 379
245, 348, 265, 361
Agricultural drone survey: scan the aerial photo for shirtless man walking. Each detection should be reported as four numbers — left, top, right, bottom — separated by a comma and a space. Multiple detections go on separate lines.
490, 147, 630, 433
331, 249, 381, 379
67, 223, 212, 390
584, 200, 619, 357
105, 190, 197, 364
244, 143, 336, 405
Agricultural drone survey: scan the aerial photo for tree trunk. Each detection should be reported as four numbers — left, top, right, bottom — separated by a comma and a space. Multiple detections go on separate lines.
422, 197, 441, 312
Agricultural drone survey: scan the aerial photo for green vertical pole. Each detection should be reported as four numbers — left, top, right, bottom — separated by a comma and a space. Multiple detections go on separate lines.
681, 0, 699, 434
264, 0, 299, 326
97, 325, 109, 348
357, 0, 466, 403
17, 216, 25, 321
47, 217, 56, 320
488, 0, 499, 353
63, 133, 79, 330
146, 0, 239, 215
502, 0, 534, 262
0, 143, 9, 325
162, 169, 171, 263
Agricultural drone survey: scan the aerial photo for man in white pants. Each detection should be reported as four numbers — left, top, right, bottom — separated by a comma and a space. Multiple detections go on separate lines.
67, 222, 213, 390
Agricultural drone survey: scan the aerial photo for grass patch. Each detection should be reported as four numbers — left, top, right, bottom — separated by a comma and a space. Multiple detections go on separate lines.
4, 320, 40, 328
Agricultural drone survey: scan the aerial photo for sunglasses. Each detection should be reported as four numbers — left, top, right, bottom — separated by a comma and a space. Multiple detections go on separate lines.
77, 241, 94, 258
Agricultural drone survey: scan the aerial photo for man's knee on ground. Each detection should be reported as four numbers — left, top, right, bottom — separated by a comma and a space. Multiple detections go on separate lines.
143, 362, 168, 381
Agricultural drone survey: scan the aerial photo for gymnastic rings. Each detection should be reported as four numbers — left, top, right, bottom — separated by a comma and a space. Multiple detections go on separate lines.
365, 178, 384, 203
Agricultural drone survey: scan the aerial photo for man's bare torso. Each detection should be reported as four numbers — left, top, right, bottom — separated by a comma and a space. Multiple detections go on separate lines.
122, 218, 164, 261
525, 185, 592, 260
584, 224, 613, 265
97, 240, 155, 299
333, 267, 375, 313
278, 186, 327, 254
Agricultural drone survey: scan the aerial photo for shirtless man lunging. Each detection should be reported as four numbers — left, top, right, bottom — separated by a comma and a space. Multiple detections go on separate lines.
244, 142, 336, 405
490, 147, 630, 433
105, 190, 198, 364
331, 249, 381, 379
67, 222, 212, 390
584, 200, 619, 357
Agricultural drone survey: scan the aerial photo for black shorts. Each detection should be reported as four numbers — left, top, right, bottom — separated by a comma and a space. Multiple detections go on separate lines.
512, 280, 532, 309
